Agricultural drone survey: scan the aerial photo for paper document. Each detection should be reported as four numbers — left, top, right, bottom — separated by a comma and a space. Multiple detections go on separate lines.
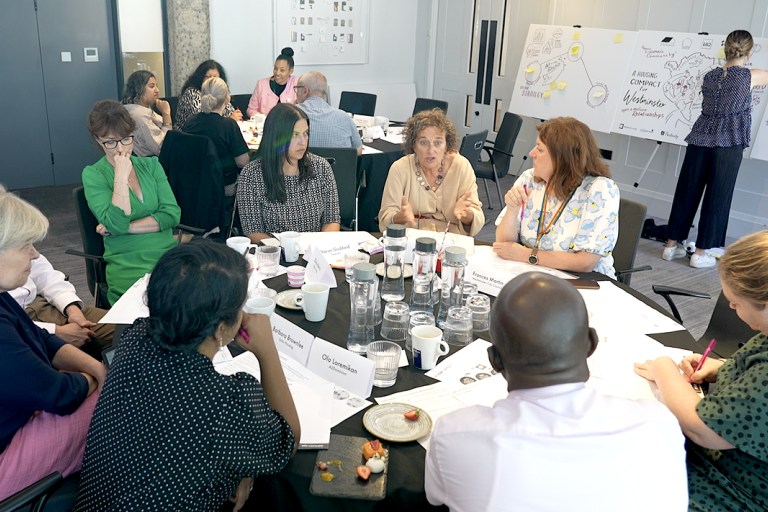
426, 339, 498, 385
99, 274, 150, 324
361, 144, 383, 154
276, 231, 378, 254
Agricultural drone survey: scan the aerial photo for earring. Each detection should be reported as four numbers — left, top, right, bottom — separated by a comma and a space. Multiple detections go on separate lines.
219, 336, 226, 354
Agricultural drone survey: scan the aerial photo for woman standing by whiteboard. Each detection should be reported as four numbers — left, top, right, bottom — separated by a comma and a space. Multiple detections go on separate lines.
663, 30, 768, 268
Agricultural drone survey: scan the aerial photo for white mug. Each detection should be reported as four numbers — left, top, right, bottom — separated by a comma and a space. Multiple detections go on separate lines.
293, 283, 330, 322
411, 325, 449, 370
244, 297, 275, 317
281, 231, 301, 263
374, 116, 389, 130
226, 236, 251, 255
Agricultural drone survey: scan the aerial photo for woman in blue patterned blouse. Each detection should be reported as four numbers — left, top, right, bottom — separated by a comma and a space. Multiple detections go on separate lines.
662, 30, 768, 268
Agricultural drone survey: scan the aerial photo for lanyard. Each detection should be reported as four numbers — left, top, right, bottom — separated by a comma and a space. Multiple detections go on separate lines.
534, 187, 577, 248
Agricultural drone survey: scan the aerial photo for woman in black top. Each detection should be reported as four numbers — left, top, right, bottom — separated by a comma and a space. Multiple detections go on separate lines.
75, 240, 300, 511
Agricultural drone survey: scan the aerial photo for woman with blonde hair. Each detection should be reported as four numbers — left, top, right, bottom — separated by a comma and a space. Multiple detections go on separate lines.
0, 185, 105, 500
494, 116, 619, 277
635, 230, 768, 511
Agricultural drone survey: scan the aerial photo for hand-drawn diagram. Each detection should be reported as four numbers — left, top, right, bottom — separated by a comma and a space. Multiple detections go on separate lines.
661, 52, 716, 129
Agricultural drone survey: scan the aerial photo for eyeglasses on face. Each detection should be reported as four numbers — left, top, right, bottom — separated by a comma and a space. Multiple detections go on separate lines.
100, 135, 134, 149
293, 86, 307, 93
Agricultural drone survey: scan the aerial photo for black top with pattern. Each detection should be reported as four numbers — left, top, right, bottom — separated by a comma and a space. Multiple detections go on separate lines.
74, 318, 294, 511
175, 87, 236, 132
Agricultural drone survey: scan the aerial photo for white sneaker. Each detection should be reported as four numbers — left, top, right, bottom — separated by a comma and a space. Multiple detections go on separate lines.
690, 253, 717, 268
662, 244, 687, 261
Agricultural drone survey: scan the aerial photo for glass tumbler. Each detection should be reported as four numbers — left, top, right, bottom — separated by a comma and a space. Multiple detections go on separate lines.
366, 341, 402, 388
443, 306, 473, 346
461, 283, 478, 305
466, 293, 491, 332
406, 311, 435, 352
344, 251, 370, 283
380, 301, 410, 341
256, 246, 281, 277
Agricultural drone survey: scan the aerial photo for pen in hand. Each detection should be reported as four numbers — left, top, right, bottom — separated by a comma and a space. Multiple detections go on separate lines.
238, 327, 251, 344
520, 185, 528, 221
690, 338, 717, 383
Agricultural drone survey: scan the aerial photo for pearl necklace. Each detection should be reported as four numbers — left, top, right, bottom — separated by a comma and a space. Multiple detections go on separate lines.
415, 158, 444, 191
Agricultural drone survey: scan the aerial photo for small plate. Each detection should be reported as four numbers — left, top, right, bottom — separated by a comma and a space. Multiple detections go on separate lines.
375, 262, 413, 279
275, 289, 302, 310
362, 403, 432, 442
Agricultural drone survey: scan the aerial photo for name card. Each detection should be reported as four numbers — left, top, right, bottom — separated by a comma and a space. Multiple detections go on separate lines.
304, 245, 338, 288
465, 260, 511, 297
303, 239, 356, 267
306, 337, 375, 398
270, 314, 315, 365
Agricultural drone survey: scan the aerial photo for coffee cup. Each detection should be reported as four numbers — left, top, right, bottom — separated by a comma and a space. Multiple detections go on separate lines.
411, 325, 449, 370
293, 283, 330, 322
281, 231, 301, 263
244, 297, 275, 317
226, 236, 251, 255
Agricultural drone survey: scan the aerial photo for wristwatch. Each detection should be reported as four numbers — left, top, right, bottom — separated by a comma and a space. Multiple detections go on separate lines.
528, 248, 539, 265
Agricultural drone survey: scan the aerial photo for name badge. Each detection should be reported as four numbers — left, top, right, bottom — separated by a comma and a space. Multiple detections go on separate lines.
306, 337, 375, 398
270, 314, 315, 365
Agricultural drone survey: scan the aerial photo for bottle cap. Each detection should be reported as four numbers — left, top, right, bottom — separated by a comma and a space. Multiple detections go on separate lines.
415, 237, 436, 253
353, 262, 376, 281
386, 224, 406, 238
444, 246, 466, 263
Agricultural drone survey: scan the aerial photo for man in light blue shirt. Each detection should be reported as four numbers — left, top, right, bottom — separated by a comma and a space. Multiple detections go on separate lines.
295, 71, 363, 155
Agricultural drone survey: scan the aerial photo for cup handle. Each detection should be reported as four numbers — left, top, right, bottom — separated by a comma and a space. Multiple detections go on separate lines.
293, 293, 304, 307
437, 340, 449, 356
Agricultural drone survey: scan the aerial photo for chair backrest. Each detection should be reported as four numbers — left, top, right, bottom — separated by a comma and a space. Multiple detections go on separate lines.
309, 146, 359, 228
338, 91, 377, 116
229, 94, 251, 116
459, 130, 489, 166
160, 96, 178, 125
159, 131, 223, 232
704, 292, 761, 358
489, 112, 523, 178
0, 471, 62, 512
72, 186, 106, 301
412, 98, 448, 116
614, 198, 646, 286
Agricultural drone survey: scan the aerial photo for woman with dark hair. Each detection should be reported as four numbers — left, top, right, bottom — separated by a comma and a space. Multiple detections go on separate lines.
494, 116, 619, 277
247, 48, 299, 117
175, 59, 240, 131
83, 100, 181, 305
236, 103, 340, 243
75, 239, 299, 511
121, 70, 172, 157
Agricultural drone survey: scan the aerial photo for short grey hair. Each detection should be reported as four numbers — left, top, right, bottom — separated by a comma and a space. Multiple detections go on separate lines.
298, 71, 328, 96
0, 184, 48, 251
200, 77, 229, 113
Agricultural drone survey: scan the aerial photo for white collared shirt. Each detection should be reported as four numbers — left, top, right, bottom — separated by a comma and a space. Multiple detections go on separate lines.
425, 382, 688, 512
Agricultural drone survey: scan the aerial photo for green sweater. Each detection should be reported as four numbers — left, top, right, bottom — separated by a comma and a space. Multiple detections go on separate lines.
82, 156, 180, 305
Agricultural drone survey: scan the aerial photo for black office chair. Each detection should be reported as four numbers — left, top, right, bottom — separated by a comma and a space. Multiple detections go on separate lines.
613, 198, 652, 286
338, 92, 377, 116
309, 147, 360, 230
0, 472, 62, 512
159, 96, 178, 125
474, 112, 523, 209
412, 98, 448, 116
459, 130, 489, 203
229, 94, 251, 116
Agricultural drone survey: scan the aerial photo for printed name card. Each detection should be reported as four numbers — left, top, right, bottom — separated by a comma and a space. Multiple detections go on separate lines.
306, 337, 375, 398
465, 260, 511, 297
304, 239, 356, 268
304, 246, 338, 288
270, 314, 315, 365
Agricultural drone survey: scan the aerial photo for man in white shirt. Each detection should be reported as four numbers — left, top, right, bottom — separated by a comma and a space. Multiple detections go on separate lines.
10, 254, 113, 353
295, 71, 363, 155
424, 273, 688, 512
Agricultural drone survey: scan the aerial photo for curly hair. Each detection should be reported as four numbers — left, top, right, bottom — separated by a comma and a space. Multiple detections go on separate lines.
403, 108, 459, 155
121, 70, 155, 105
718, 231, 768, 310
536, 117, 611, 200
724, 30, 753, 61
180, 60, 229, 95
146, 239, 248, 354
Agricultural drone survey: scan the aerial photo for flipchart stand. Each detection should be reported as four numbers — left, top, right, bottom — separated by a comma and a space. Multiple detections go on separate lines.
630, 140, 663, 199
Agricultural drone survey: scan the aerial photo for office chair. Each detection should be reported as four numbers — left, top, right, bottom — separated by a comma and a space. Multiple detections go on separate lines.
339, 92, 377, 116
474, 112, 523, 209
229, 94, 251, 116
412, 98, 448, 116
613, 198, 652, 286
459, 129, 489, 200
309, 147, 360, 230
0, 472, 62, 512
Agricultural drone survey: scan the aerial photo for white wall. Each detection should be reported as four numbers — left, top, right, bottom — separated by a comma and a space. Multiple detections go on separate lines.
117, 0, 163, 52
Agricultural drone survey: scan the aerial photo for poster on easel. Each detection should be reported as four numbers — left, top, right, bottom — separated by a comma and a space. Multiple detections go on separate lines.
508, 24, 637, 134
273, 0, 370, 66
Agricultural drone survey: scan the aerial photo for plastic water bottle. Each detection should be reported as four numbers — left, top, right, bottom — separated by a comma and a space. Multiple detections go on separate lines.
381, 224, 407, 302
436, 246, 467, 328
347, 262, 377, 355
409, 237, 437, 313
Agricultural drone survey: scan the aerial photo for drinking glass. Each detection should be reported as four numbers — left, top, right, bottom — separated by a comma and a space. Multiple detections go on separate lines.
256, 246, 280, 277
380, 301, 410, 341
344, 251, 370, 283
466, 294, 491, 332
461, 283, 478, 305
366, 341, 402, 388
443, 306, 473, 346
406, 311, 435, 352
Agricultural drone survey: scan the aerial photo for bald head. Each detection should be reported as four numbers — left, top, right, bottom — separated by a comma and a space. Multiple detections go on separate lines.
298, 71, 328, 99
489, 273, 597, 390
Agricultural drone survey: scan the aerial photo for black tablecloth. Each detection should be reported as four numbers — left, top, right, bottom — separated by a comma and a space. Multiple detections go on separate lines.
255, 253, 698, 512
357, 140, 405, 233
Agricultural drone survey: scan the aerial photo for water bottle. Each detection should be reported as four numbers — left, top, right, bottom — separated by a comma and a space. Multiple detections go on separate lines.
436, 246, 467, 328
347, 262, 377, 355
409, 237, 437, 313
381, 224, 407, 302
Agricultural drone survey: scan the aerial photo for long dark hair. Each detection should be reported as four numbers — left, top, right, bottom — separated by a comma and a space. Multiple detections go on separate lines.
121, 70, 155, 105
180, 60, 229, 95
146, 239, 248, 354
257, 103, 312, 203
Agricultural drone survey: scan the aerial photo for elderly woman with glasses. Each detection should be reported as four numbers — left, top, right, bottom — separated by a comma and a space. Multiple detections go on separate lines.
82, 100, 181, 305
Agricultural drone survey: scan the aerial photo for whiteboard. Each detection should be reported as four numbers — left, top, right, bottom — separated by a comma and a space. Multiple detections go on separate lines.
508, 24, 637, 134
273, 0, 370, 66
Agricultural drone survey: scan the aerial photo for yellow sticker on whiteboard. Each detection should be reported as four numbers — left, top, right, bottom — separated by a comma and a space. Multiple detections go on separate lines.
571, 46, 579, 55
550, 82, 557, 90
593, 90, 604, 98
614, 33, 623, 43
558, 81, 567, 90
573, 32, 581, 41
717, 48, 726, 59
525, 67, 534, 73
543, 90, 551, 99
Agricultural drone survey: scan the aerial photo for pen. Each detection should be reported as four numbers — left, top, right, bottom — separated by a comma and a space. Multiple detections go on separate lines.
238, 327, 251, 344
520, 185, 528, 221
690, 338, 717, 382
440, 221, 451, 252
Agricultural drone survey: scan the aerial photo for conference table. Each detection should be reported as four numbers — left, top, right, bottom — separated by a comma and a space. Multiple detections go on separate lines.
245, 247, 699, 512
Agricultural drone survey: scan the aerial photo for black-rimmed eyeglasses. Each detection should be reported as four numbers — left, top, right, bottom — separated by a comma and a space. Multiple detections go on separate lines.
293, 86, 306, 93
100, 136, 134, 149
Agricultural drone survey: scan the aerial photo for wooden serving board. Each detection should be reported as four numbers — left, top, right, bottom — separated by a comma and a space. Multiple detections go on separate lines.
309, 434, 388, 501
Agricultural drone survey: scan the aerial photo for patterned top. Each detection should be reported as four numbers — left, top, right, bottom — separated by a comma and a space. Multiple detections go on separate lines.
74, 318, 295, 511
237, 153, 340, 235
687, 333, 768, 512
686, 66, 752, 148
296, 97, 362, 149
175, 87, 235, 132
495, 169, 620, 277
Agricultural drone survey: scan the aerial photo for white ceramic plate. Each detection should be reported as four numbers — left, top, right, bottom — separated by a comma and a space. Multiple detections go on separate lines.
375, 262, 413, 279
275, 289, 303, 310
362, 403, 432, 442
